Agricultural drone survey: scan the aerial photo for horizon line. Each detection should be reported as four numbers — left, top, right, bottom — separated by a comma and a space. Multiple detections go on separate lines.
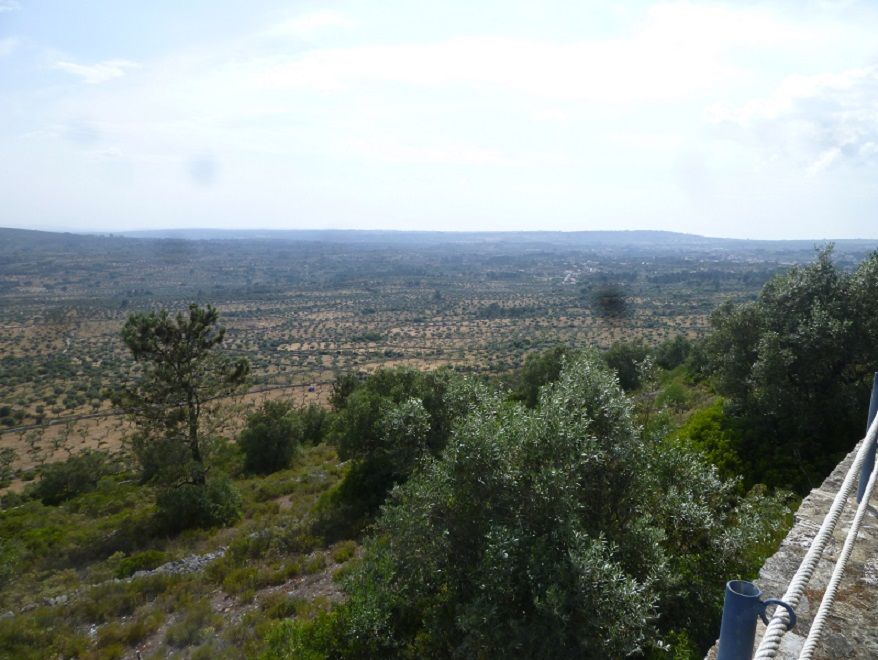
3, 225, 878, 244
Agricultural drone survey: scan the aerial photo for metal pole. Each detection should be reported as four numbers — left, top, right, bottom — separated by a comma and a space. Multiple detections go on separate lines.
717, 580, 763, 660
856, 372, 878, 503
718, 580, 796, 660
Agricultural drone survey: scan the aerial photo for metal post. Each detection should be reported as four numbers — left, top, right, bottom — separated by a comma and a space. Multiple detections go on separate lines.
717, 580, 796, 660
718, 580, 763, 660
856, 372, 878, 503
718, 580, 761, 660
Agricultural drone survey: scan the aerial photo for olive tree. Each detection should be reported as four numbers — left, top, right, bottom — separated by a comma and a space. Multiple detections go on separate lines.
273, 353, 788, 658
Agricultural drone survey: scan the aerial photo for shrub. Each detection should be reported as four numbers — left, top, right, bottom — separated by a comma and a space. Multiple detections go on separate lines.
155, 477, 242, 533
299, 404, 328, 445
0, 538, 21, 589
509, 345, 569, 408
96, 610, 165, 648
704, 247, 878, 491
329, 372, 364, 410
260, 593, 307, 619
239, 401, 301, 474
30, 450, 111, 505
329, 540, 357, 564
71, 578, 172, 625
224, 609, 276, 657
115, 549, 168, 578
324, 368, 481, 535
165, 598, 220, 648
0, 447, 16, 487
0, 611, 88, 660
655, 335, 692, 370
280, 353, 790, 658
603, 339, 649, 391
673, 400, 745, 480
302, 553, 326, 575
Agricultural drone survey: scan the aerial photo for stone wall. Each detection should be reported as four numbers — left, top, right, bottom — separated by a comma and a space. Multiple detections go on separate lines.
707, 444, 878, 659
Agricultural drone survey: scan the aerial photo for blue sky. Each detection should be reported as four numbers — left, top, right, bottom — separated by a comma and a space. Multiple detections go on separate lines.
1, 1, 877, 238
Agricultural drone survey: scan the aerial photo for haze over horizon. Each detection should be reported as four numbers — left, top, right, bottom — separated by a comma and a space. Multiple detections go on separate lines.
2, 1, 878, 239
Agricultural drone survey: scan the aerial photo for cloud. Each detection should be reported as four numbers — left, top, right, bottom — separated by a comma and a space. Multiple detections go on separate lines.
711, 66, 878, 174
10, 0, 878, 237
0, 37, 18, 58
53, 59, 140, 84
255, 36, 728, 102
263, 10, 353, 38
348, 138, 518, 166
63, 119, 100, 146
0, 0, 20, 13
251, 4, 825, 104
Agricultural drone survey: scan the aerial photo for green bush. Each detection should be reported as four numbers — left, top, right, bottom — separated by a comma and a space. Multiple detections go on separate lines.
655, 335, 692, 370
329, 372, 365, 410
0, 538, 21, 589
329, 540, 357, 564
115, 549, 169, 578
508, 345, 569, 408
30, 450, 111, 505
603, 339, 649, 391
324, 368, 481, 536
71, 575, 177, 624
130, 432, 191, 484
239, 401, 301, 474
0, 611, 88, 660
279, 353, 789, 659
165, 598, 220, 648
224, 609, 276, 657
260, 592, 307, 619
96, 610, 165, 648
155, 477, 242, 533
674, 399, 745, 480
299, 404, 329, 445
0, 447, 16, 487
704, 247, 878, 491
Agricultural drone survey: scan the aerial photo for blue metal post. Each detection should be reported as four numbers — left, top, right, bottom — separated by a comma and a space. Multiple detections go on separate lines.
717, 580, 796, 660
856, 372, 878, 503
717, 580, 762, 660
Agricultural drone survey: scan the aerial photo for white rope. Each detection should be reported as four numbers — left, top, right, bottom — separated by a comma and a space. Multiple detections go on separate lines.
753, 413, 878, 659
798, 452, 878, 659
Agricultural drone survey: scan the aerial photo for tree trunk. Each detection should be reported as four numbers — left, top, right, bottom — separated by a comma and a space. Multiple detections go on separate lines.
188, 392, 205, 485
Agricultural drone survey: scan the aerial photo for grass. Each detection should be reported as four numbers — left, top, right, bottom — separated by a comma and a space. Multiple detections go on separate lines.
96, 609, 166, 649
165, 598, 220, 648
0, 370, 734, 658
0, 443, 348, 658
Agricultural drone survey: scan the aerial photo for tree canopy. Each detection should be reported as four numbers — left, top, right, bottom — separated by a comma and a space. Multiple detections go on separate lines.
704, 247, 878, 491
319, 367, 479, 538
273, 353, 788, 658
117, 304, 249, 486
238, 400, 302, 474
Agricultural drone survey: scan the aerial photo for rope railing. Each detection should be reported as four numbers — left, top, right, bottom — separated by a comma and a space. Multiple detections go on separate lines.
717, 372, 878, 660
753, 412, 878, 659
798, 447, 878, 659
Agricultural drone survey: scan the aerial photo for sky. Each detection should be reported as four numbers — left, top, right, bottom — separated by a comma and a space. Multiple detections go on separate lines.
1, 1, 877, 239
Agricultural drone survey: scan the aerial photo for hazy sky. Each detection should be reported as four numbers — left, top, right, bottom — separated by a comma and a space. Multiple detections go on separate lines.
2, 1, 877, 238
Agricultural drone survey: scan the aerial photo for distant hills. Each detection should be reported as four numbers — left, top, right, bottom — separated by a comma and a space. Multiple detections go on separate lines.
117, 228, 717, 245
3, 226, 878, 255
114, 228, 878, 251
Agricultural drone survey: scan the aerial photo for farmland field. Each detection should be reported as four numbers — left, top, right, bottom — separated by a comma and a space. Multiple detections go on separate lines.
2, 227, 876, 482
